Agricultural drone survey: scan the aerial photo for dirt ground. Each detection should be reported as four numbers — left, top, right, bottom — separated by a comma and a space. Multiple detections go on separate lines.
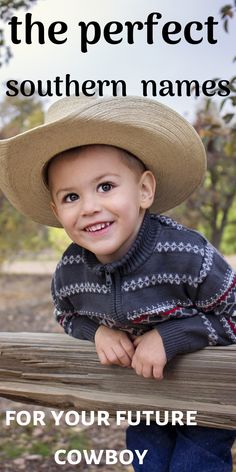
0, 274, 130, 472
0, 273, 236, 471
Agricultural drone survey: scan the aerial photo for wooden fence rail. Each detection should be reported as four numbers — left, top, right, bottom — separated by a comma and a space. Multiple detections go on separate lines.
0, 332, 235, 429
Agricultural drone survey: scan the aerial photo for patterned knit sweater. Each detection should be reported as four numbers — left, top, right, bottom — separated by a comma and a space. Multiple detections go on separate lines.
52, 212, 236, 360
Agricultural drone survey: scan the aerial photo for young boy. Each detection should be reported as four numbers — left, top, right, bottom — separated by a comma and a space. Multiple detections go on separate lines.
0, 96, 235, 471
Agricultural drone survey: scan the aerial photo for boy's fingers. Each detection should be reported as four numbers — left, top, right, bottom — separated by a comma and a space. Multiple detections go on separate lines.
98, 350, 110, 365
103, 347, 130, 367
106, 348, 123, 365
131, 356, 142, 375
132, 361, 164, 379
141, 364, 153, 378
98, 348, 122, 366
120, 337, 135, 358
153, 364, 164, 380
133, 363, 142, 376
113, 345, 132, 366
133, 336, 142, 347
133, 360, 153, 378
98, 344, 132, 367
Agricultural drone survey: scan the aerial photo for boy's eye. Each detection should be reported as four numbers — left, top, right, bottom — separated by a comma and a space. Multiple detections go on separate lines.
64, 193, 79, 203
97, 182, 113, 193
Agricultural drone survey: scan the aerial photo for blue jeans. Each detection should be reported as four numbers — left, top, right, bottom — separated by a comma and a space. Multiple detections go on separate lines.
126, 422, 236, 472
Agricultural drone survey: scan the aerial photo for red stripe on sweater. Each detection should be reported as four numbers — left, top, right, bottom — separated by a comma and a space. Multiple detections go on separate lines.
226, 318, 236, 335
204, 276, 236, 311
132, 306, 180, 324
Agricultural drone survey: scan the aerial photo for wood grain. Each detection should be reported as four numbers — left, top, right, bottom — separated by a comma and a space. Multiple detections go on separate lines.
0, 332, 235, 429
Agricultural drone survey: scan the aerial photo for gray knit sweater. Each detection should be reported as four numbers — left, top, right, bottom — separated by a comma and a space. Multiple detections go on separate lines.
52, 212, 236, 360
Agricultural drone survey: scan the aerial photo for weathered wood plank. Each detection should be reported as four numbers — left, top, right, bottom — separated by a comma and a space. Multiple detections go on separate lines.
0, 332, 235, 429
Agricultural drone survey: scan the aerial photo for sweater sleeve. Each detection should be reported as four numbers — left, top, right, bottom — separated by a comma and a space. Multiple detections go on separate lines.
156, 241, 236, 361
51, 269, 99, 342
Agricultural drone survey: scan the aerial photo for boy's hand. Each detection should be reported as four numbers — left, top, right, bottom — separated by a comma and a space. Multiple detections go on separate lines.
94, 325, 135, 367
131, 329, 167, 380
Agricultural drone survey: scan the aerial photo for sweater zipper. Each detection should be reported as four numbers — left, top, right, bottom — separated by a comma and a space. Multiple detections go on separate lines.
105, 269, 123, 322
105, 270, 112, 288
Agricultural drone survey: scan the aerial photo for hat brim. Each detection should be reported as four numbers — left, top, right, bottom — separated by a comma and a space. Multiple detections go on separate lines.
0, 97, 206, 227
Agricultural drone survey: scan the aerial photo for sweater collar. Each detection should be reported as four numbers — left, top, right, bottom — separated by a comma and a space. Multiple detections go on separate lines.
82, 212, 161, 276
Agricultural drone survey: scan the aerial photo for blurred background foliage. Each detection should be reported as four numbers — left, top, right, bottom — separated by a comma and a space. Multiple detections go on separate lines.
0, 94, 70, 263
0, 0, 37, 66
170, 101, 236, 254
169, 1, 236, 254
0, 1, 236, 262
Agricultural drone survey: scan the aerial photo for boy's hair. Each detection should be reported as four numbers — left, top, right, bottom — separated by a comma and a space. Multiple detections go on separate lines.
43, 144, 147, 189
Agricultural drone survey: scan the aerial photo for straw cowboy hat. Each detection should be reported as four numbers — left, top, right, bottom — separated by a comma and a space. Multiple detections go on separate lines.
0, 96, 206, 227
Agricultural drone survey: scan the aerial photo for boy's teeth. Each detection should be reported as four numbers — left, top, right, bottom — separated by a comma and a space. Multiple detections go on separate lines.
86, 222, 110, 232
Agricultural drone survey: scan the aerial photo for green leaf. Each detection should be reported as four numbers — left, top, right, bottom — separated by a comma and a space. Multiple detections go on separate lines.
230, 96, 236, 106
224, 19, 229, 32
205, 98, 212, 111
220, 4, 233, 17
226, 78, 236, 92
220, 98, 228, 110
222, 113, 234, 123
210, 124, 221, 129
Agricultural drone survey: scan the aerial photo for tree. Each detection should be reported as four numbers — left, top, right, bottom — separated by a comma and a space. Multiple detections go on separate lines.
0, 93, 44, 135
173, 4, 236, 251
220, 2, 236, 34
218, 3, 236, 118
0, 0, 37, 67
171, 102, 236, 251
0, 94, 49, 263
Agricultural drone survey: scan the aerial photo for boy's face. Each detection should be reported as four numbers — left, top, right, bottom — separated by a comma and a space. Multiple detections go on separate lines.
48, 145, 155, 264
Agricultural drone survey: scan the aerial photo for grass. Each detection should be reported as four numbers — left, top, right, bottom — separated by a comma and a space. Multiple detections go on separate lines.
0, 412, 90, 460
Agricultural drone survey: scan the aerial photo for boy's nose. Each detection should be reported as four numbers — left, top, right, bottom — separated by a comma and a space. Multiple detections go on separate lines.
80, 196, 101, 216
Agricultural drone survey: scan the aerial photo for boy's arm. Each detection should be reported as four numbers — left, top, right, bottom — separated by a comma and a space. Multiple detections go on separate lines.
51, 272, 99, 341
156, 240, 236, 359
156, 241, 236, 362
132, 299, 233, 379
131, 314, 230, 379
54, 305, 99, 341
52, 273, 135, 366
156, 312, 232, 361
132, 242, 236, 378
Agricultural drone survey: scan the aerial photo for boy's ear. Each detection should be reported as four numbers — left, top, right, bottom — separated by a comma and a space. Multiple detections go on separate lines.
139, 171, 156, 209
50, 201, 60, 222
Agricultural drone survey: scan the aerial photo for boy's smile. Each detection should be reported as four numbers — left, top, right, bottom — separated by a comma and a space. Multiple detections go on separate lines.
48, 145, 155, 264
